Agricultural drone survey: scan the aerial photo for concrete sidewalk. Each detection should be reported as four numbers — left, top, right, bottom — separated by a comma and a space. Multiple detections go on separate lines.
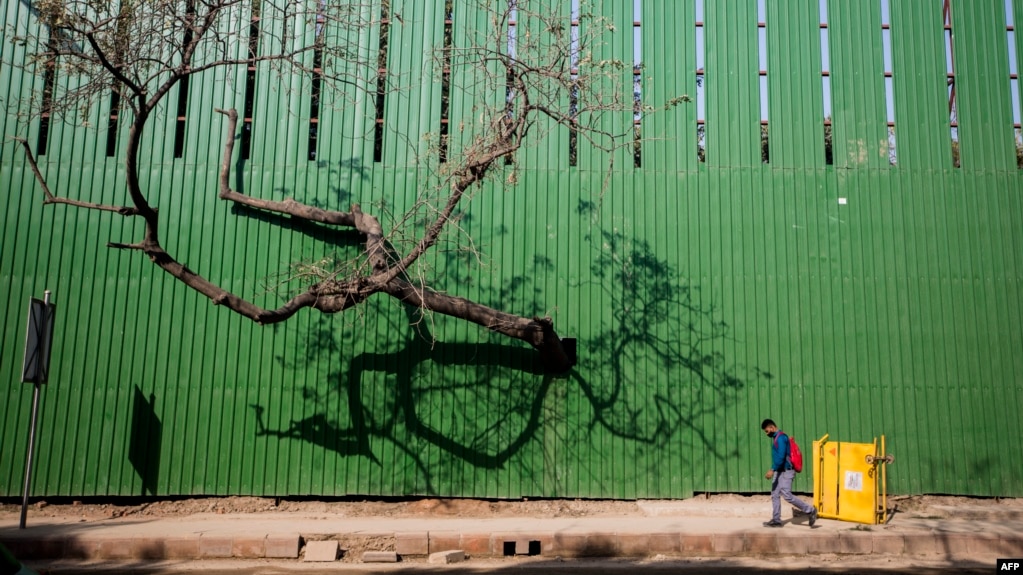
2, 500, 1021, 566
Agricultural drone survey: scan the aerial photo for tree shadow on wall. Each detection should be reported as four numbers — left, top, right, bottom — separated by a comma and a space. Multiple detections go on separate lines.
249, 221, 768, 494
252, 324, 553, 493
571, 227, 768, 460
232, 146, 369, 209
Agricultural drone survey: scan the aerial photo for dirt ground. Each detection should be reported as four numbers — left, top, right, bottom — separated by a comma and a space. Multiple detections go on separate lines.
3, 493, 1021, 567
1, 493, 1018, 522
0, 496, 641, 520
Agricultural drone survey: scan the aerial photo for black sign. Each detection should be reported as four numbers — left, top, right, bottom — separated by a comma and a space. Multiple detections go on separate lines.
1000, 559, 1023, 571
22, 297, 56, 384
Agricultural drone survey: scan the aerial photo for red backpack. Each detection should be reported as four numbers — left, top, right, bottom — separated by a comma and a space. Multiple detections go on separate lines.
775, 432, 804, 473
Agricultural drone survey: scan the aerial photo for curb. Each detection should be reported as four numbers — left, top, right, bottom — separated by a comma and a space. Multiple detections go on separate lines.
3, 530, 1022, 562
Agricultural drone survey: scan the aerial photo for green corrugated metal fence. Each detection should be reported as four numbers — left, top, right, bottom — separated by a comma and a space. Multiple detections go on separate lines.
2, 0, 1022, 499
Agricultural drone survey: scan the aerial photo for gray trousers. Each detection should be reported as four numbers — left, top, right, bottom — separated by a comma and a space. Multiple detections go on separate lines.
771, 469, 815, 521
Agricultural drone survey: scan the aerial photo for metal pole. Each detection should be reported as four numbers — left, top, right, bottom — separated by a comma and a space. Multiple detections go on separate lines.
881, 435, 888, 525
19, 383, 41, 529
19, 290, 49, 530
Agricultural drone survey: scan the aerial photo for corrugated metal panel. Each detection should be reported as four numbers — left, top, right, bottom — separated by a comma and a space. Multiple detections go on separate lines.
2, 1, 1022, 499
767, 0, 823, 167
828, 0, 888, 169
705, 0, 761, 166
641, 2, 697, 171
890, 0, 951, 168
952, 2, 1016, 169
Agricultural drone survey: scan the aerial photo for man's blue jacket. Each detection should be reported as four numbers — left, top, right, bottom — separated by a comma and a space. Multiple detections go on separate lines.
770, 432, 793, 472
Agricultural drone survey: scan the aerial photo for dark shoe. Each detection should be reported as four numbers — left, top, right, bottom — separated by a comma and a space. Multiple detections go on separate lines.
763, 520, 784, 527
808, 509, 818, 527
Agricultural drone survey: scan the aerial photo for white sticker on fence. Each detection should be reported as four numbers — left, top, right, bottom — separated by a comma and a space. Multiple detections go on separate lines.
844, 470, 864, 492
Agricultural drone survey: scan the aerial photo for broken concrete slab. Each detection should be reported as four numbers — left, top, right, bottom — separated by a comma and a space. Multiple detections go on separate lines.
302, 540, 339, 562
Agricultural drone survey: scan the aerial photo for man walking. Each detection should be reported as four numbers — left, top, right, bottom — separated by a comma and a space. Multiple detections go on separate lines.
762, 418, 818, 527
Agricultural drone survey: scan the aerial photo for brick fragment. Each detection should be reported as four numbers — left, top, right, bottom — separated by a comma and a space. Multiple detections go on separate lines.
363, 551, 398, 563
428, 549, 465, 564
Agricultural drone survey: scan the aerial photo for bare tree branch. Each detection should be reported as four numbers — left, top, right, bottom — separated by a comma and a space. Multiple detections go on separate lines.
9, 0, 683, 374
11, 137, 140, 215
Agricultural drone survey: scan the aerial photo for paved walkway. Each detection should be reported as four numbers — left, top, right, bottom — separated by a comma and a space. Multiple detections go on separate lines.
2, 499, 1021, 569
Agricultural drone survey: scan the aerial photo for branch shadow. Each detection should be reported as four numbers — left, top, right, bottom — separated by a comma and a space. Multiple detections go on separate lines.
229, 203, 365, 250
248, 209, 769, 495
251, 404, 378, 463
254, 319, 552, 494
571, 226, 769, 460
232, 153, 368, 210
350, 339, 553, 493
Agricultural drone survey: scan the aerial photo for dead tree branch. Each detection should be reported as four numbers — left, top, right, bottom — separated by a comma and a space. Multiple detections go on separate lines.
9, 0, 684, 374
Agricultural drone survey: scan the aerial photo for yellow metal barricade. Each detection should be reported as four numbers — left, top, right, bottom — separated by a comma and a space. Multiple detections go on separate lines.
812, 434, 894, 525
